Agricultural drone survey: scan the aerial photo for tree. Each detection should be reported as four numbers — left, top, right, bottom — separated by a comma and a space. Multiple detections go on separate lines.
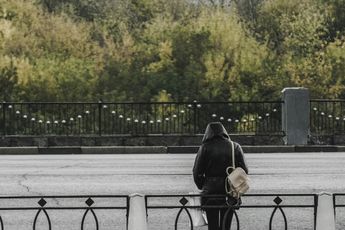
0, 58, 18, 101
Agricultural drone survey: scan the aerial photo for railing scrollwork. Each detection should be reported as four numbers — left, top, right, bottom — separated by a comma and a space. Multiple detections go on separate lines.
33, 198, 52, 230
174, 197, 193, 230
269, 196, 287, 230
81, 198, 99, 230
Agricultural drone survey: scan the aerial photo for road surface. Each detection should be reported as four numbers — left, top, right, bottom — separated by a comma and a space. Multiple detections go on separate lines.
0, 152, 344, 195
0, 152, 344, 229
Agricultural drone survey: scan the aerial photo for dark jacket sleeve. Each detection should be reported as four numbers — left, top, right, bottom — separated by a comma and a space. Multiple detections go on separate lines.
193, 144, 207, 190
235, 144, 248, 174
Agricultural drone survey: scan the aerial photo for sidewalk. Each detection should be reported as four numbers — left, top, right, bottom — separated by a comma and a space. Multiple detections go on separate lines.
0, 145, 344, 154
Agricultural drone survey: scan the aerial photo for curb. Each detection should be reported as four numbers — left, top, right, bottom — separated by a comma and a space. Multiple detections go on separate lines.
38, 147, 82, 154
0, 145, 344, 154
0, 146, 168, 155
81, 146, 167, 154
167, 145, 343, 153
0, 147, 39, 155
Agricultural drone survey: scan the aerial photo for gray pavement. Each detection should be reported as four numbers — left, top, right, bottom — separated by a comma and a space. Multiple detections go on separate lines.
1, 152, 345, 195
0, 152, 345, 229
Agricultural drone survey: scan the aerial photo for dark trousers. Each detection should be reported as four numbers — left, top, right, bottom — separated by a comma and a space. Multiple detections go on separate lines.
206, 208, 233, 230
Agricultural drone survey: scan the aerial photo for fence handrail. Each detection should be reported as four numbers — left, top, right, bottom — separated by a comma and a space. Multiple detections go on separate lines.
1, 101, 283, 104
0, 195, 128, 199
310, 99, 345, 102
145, 193, 316, 198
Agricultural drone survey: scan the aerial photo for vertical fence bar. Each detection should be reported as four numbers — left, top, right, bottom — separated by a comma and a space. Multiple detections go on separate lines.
332, 101, 335, 135
333, 194, 336, 219
8, 103, 12, 135
320, 102, 324, 135
98, 100, 102, 136
162, 103, 165, 134
119, 104, 123, 134
193, 101, 197, 134
66, 103, 70, 136
314, 194, 318, 230
123, 104, 127, 133
130, 103, 134, 134
341, 102, 344, 133
2, 102, 5, 136
21, 103, 25, 135
327, 102, 330, 135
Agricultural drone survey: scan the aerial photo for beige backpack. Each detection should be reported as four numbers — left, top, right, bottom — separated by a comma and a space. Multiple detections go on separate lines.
225, 141, 250, 199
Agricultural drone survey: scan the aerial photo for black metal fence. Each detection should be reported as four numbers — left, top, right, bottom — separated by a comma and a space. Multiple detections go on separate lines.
5, 99, 345, 137
310, 99, 345, 135
0, 101, 283, 136
145, 193, 317, 230
0, 195, 129, 230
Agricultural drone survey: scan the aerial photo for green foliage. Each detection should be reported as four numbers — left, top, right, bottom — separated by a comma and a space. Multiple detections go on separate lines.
321, 0, 345, 40
254, 0, 344, 98
0, 0, 345, 102
0, 57, 18, 101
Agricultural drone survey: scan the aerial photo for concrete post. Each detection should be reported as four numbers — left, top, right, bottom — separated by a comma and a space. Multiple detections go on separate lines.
282, 87, 310, 145
128, 193, 148, 230
316, 192, 335, 230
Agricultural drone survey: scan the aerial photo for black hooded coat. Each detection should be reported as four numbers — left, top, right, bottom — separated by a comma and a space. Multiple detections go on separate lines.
193, 122, 248, 204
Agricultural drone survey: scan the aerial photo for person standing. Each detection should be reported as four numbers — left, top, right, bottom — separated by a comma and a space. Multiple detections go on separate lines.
193, 122, 248, 230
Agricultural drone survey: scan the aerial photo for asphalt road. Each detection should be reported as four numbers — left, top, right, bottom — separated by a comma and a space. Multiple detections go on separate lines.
1, 152, 345, 195
0, 152, 345, 230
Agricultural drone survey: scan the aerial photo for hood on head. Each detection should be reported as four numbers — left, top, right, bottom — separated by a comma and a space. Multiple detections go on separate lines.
202, 122, 230, 143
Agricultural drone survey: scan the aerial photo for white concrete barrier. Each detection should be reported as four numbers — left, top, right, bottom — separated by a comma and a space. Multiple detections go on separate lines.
282, 87, 310, 145
128, 193, 148, 230
316, 192, 335, 230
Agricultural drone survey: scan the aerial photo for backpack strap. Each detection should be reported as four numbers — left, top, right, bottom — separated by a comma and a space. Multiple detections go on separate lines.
226, 141, 235, 175
225, 140, 236, 196
231, 141, 235, 169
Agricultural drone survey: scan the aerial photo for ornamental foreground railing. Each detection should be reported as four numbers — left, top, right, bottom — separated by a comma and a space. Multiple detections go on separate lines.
0, 101, 283, 136
145, 194, 317, 230
0, 193, 338, 229
0, 195, 129, 230
333, 193, 345, 229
